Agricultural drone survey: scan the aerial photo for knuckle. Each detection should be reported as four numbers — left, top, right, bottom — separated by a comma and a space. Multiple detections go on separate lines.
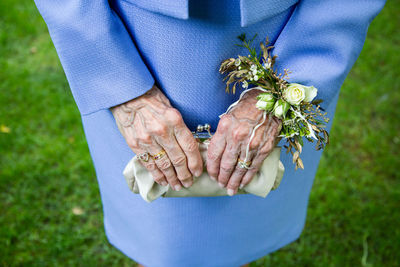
138, 134, 152, 144
157, 158, 172, 170
144, 162, 158, 171
127, 139, 139, 149
249, 141, 259, 151
150, 123, 168, 136
218, 115, 232, 131
183, 140, 198, 153
249, 136, 261, 150
232, 127, 248, 142
220, 163, 234, 173
166, 108, 183, 125
152, 174, 165, 183
171, 155, 187, 166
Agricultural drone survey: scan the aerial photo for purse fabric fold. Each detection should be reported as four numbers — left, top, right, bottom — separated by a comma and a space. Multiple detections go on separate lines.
123, 140, 284, 202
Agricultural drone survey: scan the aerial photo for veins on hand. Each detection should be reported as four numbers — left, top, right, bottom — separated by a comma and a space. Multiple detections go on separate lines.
229, 92, 264, 127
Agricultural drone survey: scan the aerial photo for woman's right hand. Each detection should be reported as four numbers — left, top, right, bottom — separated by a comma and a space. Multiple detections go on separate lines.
111, 84, 203, 191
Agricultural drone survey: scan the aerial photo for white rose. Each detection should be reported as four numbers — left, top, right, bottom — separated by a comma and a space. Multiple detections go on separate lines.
283, 84, 306, 106
303, 85, 318, 102
284, 83, 318, 105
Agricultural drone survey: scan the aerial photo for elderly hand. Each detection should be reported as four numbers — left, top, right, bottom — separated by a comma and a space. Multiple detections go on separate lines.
207, 89, 281, 196
111, 84, 203, 191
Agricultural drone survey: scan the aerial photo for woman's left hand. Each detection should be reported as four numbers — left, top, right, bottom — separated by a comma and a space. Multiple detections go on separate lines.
207, 89, 282, 196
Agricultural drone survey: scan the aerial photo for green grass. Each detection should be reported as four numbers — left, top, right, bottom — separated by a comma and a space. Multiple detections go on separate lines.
0, 0, 399, 266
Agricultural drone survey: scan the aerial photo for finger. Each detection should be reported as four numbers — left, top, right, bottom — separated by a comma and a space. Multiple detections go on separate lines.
206, 131, 226, 182
155, 134, 193, 188
217, 141, 241, 188
174, 123, 203, 177
226, 148, 257, 196
146, 141, 184, 191
240, 137, 275, 188
135, 148, 168, 186
262, 114, 281, 142
134, 117, 184, 191
123, 126, 169, 187
240, 116, 281, 188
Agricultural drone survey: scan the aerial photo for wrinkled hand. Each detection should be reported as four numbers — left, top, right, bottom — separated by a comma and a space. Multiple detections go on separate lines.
111, 84, 203, 191
207, 89, 281, 196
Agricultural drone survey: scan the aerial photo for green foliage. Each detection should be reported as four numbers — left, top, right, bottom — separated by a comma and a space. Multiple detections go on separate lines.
0, 0, 399, 266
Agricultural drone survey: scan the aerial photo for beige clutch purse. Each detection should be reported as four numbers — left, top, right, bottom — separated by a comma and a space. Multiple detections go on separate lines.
123, 126, 284, 202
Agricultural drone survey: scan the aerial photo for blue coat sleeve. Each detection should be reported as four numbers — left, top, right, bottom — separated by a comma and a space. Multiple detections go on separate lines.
34, 0, 155, 115
272, 0, 385, 109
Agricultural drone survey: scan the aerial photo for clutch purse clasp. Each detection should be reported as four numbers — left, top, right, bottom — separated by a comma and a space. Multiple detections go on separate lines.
192, 123, 214, 142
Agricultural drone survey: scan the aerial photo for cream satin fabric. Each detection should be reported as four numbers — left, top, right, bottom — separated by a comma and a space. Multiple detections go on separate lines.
123, 140, 285, 202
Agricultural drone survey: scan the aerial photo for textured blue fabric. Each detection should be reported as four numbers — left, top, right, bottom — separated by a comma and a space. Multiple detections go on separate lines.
126, 0, 189, 20
272, 0, 386, 111
239, 0, 299, 27
34, 0, 385, 266
33, 0, 156, 115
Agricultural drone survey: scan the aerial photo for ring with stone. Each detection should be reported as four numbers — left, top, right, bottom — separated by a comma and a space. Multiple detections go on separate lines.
237, 158, 252, 169
138, 152, 150, 162
151, 149, 166, 160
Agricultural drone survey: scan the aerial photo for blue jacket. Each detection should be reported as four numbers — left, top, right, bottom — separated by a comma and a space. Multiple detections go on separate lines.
34, 0, 385, 266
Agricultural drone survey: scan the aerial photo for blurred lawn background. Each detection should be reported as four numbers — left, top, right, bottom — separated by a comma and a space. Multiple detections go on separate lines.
0, 0, 399, 266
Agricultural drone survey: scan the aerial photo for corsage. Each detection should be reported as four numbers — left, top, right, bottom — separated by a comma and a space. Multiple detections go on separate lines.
219, 34, 329, 170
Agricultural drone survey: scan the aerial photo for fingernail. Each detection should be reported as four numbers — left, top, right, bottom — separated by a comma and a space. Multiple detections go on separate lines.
174, 184, 182, 191
210, 176, 216, 181
182, 181, 193, 188
218, 182, 225, 188
239, 183, 244, 189
195, 170, 203, 177
161, 181, 168, 186
227, 188, 235, 196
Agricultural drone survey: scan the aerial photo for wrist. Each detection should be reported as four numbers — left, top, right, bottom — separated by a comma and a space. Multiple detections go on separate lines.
110, 83, 158, 111
230, 94, 264, 121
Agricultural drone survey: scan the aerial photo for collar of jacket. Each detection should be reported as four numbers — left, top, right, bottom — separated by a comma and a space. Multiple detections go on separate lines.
129, 0, 298, 27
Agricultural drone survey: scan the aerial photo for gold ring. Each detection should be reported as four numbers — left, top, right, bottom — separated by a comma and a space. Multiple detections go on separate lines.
151, 149, 166, 160
237, 158, 252, 169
